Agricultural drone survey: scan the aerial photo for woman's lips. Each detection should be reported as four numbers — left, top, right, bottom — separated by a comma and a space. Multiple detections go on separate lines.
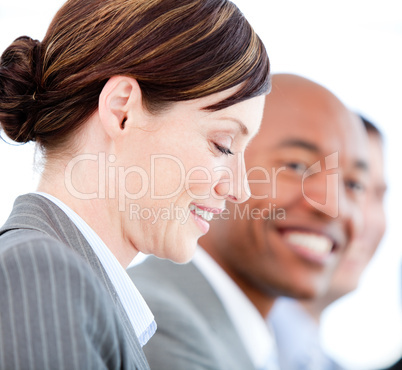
189, 204, 214, 221
189, 204, 225, 234
189, 204, 225, 220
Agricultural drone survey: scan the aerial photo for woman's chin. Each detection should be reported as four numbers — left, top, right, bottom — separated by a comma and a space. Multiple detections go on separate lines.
163, 238, 198, 265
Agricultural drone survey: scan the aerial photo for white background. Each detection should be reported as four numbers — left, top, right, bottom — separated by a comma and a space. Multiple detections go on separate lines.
1, 1, 401, 369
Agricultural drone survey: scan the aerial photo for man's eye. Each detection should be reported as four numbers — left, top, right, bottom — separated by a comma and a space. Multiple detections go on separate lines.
214, 143, 234, 156
346, 180, 366, 193
286, 162, 307, 174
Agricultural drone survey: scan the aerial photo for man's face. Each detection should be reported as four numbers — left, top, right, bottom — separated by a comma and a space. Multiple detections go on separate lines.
202, 75, 369, 301
329, 131, 386, 297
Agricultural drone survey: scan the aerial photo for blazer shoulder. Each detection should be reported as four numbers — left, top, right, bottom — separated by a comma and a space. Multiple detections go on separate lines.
0, 228, 88, 277
130, 256, 255, 370
0, 193, 76, 242
0, 229, 137, 370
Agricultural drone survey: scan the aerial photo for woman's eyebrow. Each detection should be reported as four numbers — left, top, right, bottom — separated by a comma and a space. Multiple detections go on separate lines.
217, 117, 248, 135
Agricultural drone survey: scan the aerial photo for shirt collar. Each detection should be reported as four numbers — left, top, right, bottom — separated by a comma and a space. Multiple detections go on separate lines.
35, 192, 156, 346
193, 245, 278, 369
269, 298, 336, 369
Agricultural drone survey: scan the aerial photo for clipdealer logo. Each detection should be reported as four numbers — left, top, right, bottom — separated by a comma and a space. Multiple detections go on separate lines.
302, 152, 339, 218
64, 151, 340, 218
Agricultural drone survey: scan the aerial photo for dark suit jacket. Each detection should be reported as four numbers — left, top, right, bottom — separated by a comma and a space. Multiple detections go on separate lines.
129, 256, 255, 370
383, 357, 402, 370
0, 193, 149, 370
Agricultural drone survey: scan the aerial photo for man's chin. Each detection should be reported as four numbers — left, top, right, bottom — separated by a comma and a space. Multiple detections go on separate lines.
272, 283, 324, 301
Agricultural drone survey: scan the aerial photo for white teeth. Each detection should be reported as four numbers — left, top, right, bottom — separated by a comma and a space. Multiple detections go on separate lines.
285, 232, 333, 255
189, 204, 214, 221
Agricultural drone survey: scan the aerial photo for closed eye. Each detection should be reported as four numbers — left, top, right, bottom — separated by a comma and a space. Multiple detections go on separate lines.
214, 143, 234, 156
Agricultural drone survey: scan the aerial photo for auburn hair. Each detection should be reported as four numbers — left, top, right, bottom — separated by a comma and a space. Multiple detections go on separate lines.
0, 0, 270, 151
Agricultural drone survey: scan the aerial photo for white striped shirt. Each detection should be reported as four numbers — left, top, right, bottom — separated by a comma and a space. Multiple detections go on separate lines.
36, 192, 156, 347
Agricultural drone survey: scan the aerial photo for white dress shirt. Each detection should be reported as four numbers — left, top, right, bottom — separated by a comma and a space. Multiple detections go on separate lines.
269, 297, 343, 370
36, 192, 156, 347
193, 246, 279, 370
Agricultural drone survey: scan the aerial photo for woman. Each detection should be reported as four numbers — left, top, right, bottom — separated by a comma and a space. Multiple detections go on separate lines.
0, 0, 270, 369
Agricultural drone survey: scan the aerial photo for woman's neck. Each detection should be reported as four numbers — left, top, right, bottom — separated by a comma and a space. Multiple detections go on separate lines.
37, 158, 139, 268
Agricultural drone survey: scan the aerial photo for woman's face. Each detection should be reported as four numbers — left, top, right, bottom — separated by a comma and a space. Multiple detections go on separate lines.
117, 86, 265, 263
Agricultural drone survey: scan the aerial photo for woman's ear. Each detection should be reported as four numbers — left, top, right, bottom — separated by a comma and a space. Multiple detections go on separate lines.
98, 76, 143, 139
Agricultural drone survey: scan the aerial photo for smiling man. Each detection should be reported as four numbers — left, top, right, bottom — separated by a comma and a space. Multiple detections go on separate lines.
128, 74, 369, 370
269, 116, 387, 370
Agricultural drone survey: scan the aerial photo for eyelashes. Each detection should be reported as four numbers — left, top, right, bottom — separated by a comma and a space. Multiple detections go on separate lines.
214, 143, 234, 156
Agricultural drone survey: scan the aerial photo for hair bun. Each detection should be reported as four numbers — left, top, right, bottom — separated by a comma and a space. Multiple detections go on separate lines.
0, 36, 42, 143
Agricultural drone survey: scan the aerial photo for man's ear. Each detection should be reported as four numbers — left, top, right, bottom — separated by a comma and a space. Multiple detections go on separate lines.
98, 76, 143, 139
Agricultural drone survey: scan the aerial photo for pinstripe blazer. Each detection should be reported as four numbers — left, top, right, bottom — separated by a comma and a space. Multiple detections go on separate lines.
129, 256, 255, 370
0, 193, 150, 370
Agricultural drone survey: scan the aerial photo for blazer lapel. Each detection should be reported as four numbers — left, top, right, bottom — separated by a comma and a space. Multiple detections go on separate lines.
135, 256, 255, 369
171, 261, 255, 366
0, 193, 149, 369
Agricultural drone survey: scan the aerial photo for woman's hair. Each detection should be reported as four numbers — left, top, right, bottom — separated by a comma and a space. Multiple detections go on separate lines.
0, 0, 270, 151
